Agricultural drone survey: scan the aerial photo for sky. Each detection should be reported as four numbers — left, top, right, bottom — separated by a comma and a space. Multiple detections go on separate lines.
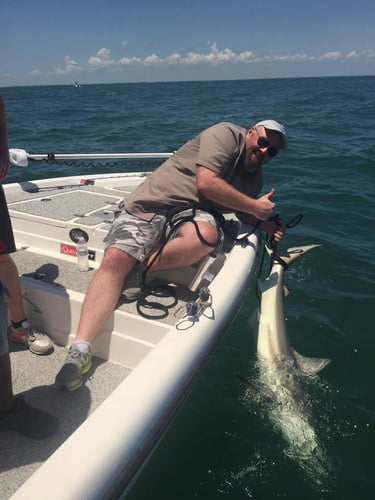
1, 0, 374, 87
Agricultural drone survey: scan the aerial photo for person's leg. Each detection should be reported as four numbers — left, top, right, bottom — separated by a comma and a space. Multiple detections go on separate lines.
75, 248, 138, 343
148, 221, 219, 272
55, 248, 137, 390
0, 254, 24, 322
0, 254, 54, 355
147, 209, 222, 272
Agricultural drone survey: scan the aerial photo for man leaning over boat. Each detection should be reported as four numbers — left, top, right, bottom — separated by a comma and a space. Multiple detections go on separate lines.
55, 120, 287, 391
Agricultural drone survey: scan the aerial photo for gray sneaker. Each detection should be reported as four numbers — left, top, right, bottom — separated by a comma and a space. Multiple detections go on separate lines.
8, 320, 54, 355
55, 345, 92, 391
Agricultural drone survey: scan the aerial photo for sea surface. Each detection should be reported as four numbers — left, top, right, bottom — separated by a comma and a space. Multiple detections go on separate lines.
1, 76, 374, 500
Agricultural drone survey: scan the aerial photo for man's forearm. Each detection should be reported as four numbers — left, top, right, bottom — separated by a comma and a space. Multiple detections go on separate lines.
197, 166, 258, 214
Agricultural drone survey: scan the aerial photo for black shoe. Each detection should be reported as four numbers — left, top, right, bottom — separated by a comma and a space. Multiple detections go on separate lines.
0, 395, 59, 439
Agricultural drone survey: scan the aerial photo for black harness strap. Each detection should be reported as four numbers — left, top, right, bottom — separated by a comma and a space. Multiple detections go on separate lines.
267, 213, 304, 271
136, 207, 225, 319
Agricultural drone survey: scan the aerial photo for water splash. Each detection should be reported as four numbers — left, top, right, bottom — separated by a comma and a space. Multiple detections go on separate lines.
242, 357, 336, 492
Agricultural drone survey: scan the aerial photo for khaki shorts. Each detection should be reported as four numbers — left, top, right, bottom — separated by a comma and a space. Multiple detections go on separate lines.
103, 208, 223, 262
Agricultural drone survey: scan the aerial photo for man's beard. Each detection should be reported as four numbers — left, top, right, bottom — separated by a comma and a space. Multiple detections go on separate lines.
244, 149, 264, 173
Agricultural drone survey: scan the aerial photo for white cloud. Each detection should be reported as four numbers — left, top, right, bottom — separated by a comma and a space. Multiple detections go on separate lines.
346, 50, 358, 60
166, 53, 183, 64
236, 51, 256, 62
181, 43, 255, 65
52, 43, 374, 76
344, 49, 375, 61
144, 54, 163, 65
118, 56, 142, 66
260, 52, 313, 63
318, 51, 342, 61
55, 56, 83, 75
96, 48, 111, 60
87, 48, 116, 70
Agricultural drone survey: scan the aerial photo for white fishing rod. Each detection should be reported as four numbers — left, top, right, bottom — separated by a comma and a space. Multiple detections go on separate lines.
9, 148, 172, 167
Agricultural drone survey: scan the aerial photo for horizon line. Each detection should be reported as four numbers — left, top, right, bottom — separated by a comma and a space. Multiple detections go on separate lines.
1, 73, 374, 89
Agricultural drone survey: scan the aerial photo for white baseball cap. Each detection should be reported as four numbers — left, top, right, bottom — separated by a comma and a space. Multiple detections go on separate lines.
255, 120, 288, 149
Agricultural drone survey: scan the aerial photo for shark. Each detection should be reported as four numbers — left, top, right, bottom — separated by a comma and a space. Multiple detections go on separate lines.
256, 244, 330, 373
250, 244, 334, 489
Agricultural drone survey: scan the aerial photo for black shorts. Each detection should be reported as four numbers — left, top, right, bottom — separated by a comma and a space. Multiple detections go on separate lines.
0, 185, 16, 254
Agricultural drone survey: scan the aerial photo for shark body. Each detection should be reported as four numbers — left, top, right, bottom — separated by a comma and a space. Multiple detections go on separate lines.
253, 244, 333, 489
257, 244, 330, 372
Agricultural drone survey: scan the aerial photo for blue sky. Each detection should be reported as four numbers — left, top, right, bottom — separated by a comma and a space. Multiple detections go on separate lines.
1, 0, 374, 87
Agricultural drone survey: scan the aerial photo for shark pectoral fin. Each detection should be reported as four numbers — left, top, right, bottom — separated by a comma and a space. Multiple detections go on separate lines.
257, 278, 266, 293
283, 286, 290, 298
292, 349, 331, 375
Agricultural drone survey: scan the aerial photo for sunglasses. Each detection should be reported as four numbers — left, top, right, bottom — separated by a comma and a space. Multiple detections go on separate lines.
254, 127, 278, 158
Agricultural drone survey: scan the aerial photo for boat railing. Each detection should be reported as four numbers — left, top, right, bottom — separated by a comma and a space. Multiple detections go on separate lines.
9, 149, 173, 171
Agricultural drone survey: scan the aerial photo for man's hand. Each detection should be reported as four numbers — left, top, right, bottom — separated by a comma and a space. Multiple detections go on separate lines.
253, 189, 276, 220
197, 167, 278, 222
0, 96, 9, 181
260, 218, 286, 243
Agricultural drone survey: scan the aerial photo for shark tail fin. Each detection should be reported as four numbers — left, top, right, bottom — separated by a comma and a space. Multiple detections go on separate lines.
266, 244, 321, 268
292, 348, 331, 375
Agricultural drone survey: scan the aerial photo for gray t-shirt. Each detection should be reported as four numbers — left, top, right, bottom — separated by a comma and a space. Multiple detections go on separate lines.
124, 122, 263, 221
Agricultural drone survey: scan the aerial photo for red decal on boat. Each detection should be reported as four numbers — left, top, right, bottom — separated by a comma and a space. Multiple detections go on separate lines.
60, 243, 77, 256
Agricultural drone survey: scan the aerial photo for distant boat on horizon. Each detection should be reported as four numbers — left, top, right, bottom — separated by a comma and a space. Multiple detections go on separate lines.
73, 81, 81, 88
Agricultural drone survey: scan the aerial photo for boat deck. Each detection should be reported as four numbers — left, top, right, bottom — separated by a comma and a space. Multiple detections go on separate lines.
11, 248, 198, 324
1, 344, 131, 499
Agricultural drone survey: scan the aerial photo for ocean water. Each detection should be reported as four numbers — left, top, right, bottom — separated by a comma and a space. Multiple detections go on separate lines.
1, 76, 374, 500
